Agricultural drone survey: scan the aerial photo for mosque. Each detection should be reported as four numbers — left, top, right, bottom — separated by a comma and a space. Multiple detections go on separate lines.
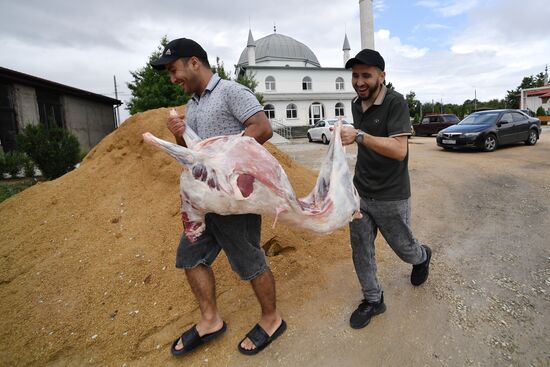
235, 0, 374, 129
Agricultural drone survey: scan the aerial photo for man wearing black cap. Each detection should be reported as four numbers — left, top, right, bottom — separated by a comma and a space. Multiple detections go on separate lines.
151, 38, 286, 356
340, 49, 432, 329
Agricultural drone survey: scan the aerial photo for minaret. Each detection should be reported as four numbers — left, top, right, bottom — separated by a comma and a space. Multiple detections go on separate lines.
545, 65, 549, 85
343, 34, 351, 66
247, 29, 256, 66
359, 0, 375, 50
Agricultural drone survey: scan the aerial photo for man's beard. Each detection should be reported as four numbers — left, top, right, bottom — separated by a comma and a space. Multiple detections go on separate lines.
358, 83, 382, 101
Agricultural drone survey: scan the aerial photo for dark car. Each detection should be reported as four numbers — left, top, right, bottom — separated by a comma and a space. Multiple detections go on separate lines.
520, 108, 536, 117
436, 109, 541, 152
413, 114, 460, 136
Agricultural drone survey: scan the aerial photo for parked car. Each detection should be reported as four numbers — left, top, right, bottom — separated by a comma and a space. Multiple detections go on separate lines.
413, 114, 460, 136
307, 119, 353, 144
436, 109, 541, 152
520, 109, 535, 117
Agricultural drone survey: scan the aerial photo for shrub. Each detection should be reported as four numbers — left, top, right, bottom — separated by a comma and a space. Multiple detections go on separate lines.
536, 106, 546, 116
17, 124, 80, 180
3, 151, 27, 178
0, 151, 5, 179
22, 154, 36, 178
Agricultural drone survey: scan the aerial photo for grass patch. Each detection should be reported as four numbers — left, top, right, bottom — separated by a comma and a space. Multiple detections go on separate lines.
0, 179, 38, 203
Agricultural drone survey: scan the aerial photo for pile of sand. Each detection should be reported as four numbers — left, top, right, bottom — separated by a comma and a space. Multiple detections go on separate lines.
0, 107, 354, 366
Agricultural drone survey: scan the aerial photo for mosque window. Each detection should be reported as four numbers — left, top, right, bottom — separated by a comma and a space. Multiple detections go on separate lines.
264, 104, 275, 119
335, 102, 345, 117
265, 76, 276, 91
286, 104, 297, 119
335, 77, 345, 90
302, 76, 312, 91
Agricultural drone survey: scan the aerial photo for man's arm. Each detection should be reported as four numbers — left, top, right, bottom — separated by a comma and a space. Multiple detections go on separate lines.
167, 113, 187, 147
243, 111, 273, 145
341, 127, 409, 161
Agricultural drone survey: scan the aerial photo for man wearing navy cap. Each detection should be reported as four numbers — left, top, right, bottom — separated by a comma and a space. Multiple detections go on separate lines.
151, 38, 286, 356
340, 49, 432, 329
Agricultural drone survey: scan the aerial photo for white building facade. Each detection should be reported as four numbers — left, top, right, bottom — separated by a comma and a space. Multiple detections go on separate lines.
520, 85, 550, 115
236, 32, 356, 127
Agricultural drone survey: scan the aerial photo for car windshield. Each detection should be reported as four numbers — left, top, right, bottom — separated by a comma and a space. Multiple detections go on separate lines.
459, 112, 499, 125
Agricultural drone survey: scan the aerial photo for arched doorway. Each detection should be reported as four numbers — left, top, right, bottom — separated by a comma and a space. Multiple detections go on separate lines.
309, 102, 325, 125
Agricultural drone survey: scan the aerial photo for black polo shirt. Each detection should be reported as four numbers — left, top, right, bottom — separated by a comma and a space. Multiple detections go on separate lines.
351, 87, 412, 200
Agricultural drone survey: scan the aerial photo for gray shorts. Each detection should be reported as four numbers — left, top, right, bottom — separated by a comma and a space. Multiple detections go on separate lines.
175, 213, 267, 280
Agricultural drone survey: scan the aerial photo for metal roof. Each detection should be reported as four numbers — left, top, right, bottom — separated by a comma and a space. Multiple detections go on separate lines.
0, 66, 122, 105
238, 33, 320, 67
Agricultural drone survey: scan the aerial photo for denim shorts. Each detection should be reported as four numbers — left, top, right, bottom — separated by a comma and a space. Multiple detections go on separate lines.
175, 213, 267, 280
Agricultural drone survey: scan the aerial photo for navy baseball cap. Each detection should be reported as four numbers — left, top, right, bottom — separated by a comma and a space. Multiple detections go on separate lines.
150, 38, 208, 70
345, 49, 385, 71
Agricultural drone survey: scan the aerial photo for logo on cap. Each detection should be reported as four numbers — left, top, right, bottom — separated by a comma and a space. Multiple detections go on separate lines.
165, 49, 171, 56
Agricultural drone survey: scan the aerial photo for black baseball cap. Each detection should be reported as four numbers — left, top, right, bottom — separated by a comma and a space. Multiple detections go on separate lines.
150, 38, 208, 70
345, 49, 385, 71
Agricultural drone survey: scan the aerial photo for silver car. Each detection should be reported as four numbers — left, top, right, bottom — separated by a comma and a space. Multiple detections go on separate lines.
307, 119, 353, 144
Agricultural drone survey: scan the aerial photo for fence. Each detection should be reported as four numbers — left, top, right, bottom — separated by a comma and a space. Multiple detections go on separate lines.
269, 118, 293, 139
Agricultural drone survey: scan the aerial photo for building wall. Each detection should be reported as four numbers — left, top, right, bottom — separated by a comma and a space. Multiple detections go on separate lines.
264, 98, 354, 127
63, 95, 115, 151
521, 85, 550, 114
247, 67, 356, 126
13, 84, 40, 128
252, 68, 353, 94
524, 96, 550, 114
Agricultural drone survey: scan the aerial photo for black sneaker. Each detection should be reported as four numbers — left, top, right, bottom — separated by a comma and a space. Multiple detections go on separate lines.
411, 245, 432, 286
349, 293, 386, 329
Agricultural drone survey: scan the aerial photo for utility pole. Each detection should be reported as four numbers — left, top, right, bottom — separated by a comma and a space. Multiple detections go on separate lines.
113, 75, 120, 127
474, 89, 477, 111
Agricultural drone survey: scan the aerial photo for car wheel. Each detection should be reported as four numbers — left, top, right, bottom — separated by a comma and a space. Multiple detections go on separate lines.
525, 130, 538, 146
321, 134, 329, 144
307, 133, 313, 142
482, 134, 497, 152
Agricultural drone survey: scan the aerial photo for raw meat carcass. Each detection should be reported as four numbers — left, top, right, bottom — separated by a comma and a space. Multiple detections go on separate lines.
143, 110, 360, 242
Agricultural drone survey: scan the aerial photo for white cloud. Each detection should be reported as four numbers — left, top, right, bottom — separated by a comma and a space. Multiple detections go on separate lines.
415, 0, 441, 8
373, 0, 388, 12
376, 30, 429, 59
438, 0, 479, 17
414, 23, 450, 32
1, 0, 548, 117
416, 0, 479, 17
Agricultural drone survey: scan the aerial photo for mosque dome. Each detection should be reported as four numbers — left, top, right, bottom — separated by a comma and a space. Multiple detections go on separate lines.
237, 33, 321, 68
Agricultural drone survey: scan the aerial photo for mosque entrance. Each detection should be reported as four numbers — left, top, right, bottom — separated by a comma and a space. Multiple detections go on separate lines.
309, 102, 325, 125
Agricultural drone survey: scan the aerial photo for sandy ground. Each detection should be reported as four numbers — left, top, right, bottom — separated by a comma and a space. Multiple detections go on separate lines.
257, 131, 550, 367
1, 110, 548, 366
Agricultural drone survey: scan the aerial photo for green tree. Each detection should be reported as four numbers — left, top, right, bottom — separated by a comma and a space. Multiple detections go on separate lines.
211, 57, 231, 80
127, 38, 265, 113
236, 71, 264, 104
405, 91, 422, 121
126, 36, 190, 115
16, 124, 80, 180
504, 70, 547, 109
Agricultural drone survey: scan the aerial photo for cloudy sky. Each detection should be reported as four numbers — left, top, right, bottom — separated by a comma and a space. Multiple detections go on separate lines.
1, 0, 548, 121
